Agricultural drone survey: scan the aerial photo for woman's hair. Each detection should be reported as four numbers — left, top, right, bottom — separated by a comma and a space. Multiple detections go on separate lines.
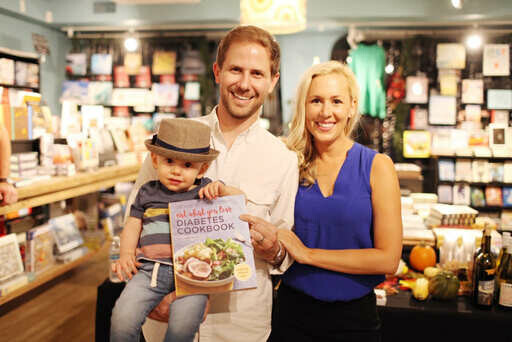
286, 60, 360, 186
216, 25, 281, 77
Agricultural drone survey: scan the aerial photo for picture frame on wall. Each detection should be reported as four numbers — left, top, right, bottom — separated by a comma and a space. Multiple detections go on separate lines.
428, 95, 457, 125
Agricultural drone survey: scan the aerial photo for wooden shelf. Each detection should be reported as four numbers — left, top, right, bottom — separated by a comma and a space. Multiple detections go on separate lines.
0, 249, 97, 306
0, 164, 140, 215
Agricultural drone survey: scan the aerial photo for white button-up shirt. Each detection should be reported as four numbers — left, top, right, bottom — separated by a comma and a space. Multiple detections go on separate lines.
129, 109, 299, 342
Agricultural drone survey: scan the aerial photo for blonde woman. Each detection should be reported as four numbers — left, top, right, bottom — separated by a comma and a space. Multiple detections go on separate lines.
242, 61, 402, 341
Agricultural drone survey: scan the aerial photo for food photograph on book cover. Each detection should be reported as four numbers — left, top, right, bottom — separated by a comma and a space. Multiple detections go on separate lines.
0, 234, 24, 282
169, 195, 257, 297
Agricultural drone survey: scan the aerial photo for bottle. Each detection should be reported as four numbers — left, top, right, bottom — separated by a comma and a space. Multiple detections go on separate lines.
472, 228, 496, 308
109, 236, 122, 283
497, 234, 512, 308
497, 232, 511, 270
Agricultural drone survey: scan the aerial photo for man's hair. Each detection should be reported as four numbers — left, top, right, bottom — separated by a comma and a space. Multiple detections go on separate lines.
216, 25, 280, 76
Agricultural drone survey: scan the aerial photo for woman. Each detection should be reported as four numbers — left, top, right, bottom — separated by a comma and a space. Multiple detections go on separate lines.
242, 60, 402, 341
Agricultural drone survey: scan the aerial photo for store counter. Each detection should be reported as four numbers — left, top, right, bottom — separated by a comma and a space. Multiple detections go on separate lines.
378, 290, 512, 340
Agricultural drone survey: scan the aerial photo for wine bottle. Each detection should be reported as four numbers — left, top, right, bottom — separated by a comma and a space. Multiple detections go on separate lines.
498, 234, 512, 308
472, 228, 496, 308
497, 232, 511, 270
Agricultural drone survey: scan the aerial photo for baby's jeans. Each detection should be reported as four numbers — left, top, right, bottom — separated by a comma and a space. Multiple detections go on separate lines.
110, 261, 207, 342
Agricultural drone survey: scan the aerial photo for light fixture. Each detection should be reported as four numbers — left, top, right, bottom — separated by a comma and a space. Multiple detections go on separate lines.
451, 0, 463, 9
240, 0, 307, 35
385, 63, 394, 74
124, 36, 139, 52
466, 33, 482, 50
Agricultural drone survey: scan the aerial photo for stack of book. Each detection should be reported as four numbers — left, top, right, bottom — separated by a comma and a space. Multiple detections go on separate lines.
425, 204, 479, 228
10, 152, 38, 179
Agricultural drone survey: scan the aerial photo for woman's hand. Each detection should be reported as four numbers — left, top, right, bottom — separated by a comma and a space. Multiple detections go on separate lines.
112, 253, 141, 281
239, 214, 280, 264
277, 229, 311, 265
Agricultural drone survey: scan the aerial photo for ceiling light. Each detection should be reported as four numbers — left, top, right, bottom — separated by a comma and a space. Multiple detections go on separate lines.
466, 34, 482, 50
240, 0, 306, 35
451, 0, 463, 9
124, 37, 139, 51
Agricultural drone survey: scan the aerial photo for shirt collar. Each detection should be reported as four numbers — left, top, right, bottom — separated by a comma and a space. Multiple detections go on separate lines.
209, 106, 261, 144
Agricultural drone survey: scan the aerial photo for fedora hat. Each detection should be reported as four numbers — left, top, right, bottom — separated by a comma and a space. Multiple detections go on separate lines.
145, 118, 219, 162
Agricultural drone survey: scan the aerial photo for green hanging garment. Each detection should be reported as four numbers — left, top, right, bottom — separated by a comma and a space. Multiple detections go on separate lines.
348, 44, 386, 119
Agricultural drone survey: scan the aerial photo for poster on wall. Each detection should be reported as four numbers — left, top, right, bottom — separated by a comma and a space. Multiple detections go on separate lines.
428, 95, 457, 125
436, 43, 466, 69
483, 44, 510, 76
461, 79, 483, 104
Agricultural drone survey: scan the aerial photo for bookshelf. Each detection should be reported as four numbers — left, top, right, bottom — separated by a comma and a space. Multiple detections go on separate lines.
0, 47, 40, 93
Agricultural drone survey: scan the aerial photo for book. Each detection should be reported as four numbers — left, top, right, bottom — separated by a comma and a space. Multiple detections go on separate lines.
152, 50, 176, 75
65, 53, 87, 76
169, 195, 257, 297
0, 58, 15, 85
438, 184, 453, 204
485, 186, 503, 206
26, 224, 55, 274
91, 54, 112, 75
405, 76, 428, 104
504, 161, 512, 183
461, 79, 483, 104
124, 52, 142, 75
472, 160, 491, 183
152, 83, 179, 107
438, 159, 455, 182
0, 234, 24, 282
409, 107, 428, 130
453, 183, 470, 205
503, 187, 512, 207
455, 159, 472, 182
49, 214, 84, 254
490, 162, 505, 183
88, 82, 113, 105
402, 130, 431, 158
15, 61, 28, 86
470, 187, 486, 207
502, 210, 512, 231
135, 66, 151, 88
483, 44, 510, 76
114, 66, 130, 88
12, 106, 29, 140
0, 273, 29, 297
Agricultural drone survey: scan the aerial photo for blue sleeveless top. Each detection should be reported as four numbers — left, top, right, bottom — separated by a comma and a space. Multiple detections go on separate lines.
282, 143, 385, 302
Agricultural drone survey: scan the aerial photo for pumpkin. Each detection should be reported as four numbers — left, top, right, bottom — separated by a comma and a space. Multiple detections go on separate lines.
409, 243, 436, 271
428, 271, 460, 300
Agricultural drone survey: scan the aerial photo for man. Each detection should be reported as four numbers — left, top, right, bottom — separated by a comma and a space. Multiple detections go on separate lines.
0, 124, 17, 205
124, 25, 299, 341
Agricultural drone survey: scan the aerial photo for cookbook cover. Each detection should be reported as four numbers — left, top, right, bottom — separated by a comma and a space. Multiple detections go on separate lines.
169, 195, 257, 297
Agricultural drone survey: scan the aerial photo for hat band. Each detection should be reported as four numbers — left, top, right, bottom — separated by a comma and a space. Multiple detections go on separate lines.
153, 135, 210, 154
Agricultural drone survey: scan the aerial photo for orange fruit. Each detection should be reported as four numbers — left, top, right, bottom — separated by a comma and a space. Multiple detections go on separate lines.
409, 243, 436, 271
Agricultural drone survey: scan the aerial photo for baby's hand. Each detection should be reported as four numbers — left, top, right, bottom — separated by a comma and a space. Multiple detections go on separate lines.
199, 181, 225, 200
113, 253, 141, 281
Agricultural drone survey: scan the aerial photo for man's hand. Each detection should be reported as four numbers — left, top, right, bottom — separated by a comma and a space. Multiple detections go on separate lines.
0, 182, 17, 205
147, 292, 210, 323
239, 214, 280, 264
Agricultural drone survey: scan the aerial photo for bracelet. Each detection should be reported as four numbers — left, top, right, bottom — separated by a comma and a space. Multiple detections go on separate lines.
270, 242, 286, 266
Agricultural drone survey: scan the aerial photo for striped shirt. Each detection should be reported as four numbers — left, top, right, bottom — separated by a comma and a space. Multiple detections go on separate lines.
130, 177, 212, 265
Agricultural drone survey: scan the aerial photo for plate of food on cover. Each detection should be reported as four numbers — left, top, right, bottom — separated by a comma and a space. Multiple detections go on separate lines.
174, 238, 246, 287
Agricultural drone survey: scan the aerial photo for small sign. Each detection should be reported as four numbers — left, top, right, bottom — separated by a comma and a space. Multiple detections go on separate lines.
32, 33, 50, 56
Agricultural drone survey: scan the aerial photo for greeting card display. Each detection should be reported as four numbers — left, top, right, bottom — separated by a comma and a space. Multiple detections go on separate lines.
503, 187, 512, 207
169, 195, 257, 297
403, 130, 431, 158
409, 107, 428, 130
438, 159, 455, 182
453, 183, 470, 205
436, 43, 466, 69
483, 44, 510, 76
428, 95, 457, 125
487, 89, 512, 110
405, 76, 428, 104
470, 187, 485, 207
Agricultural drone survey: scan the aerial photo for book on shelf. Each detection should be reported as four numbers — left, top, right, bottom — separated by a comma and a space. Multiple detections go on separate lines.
453, 183, 471, 205
470, 187, 486, 207
91, 54, 112, 75
485, 186, 503, 206
169, 195, 257, 297
65, 53, 87, 76
0, 233, 24, 282
49, 214, 84, 255
455, 159, 472, 182
152, 50, 176, 75
26, 224, 55, 274
437, 184, 453, 204
438, 159, 455, 182
504, 161, 512, 183
135, 66, 151, 88
472, 159, 491, 183
0, 58, 15, 85
114, 66, 130, 88
490, 162, 505, 183
124, 52, 142, 75
0, 273, 29, 297
502, 210, 512, 231
503, 187, 512, 207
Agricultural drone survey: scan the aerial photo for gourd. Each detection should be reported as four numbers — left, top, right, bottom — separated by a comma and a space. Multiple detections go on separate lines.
428, 271, 460, 300
409, 243, 437, 271
412, 278, 429, 301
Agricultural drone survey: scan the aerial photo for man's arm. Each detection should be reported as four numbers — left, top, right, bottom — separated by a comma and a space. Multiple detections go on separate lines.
0, 125, 17, 205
